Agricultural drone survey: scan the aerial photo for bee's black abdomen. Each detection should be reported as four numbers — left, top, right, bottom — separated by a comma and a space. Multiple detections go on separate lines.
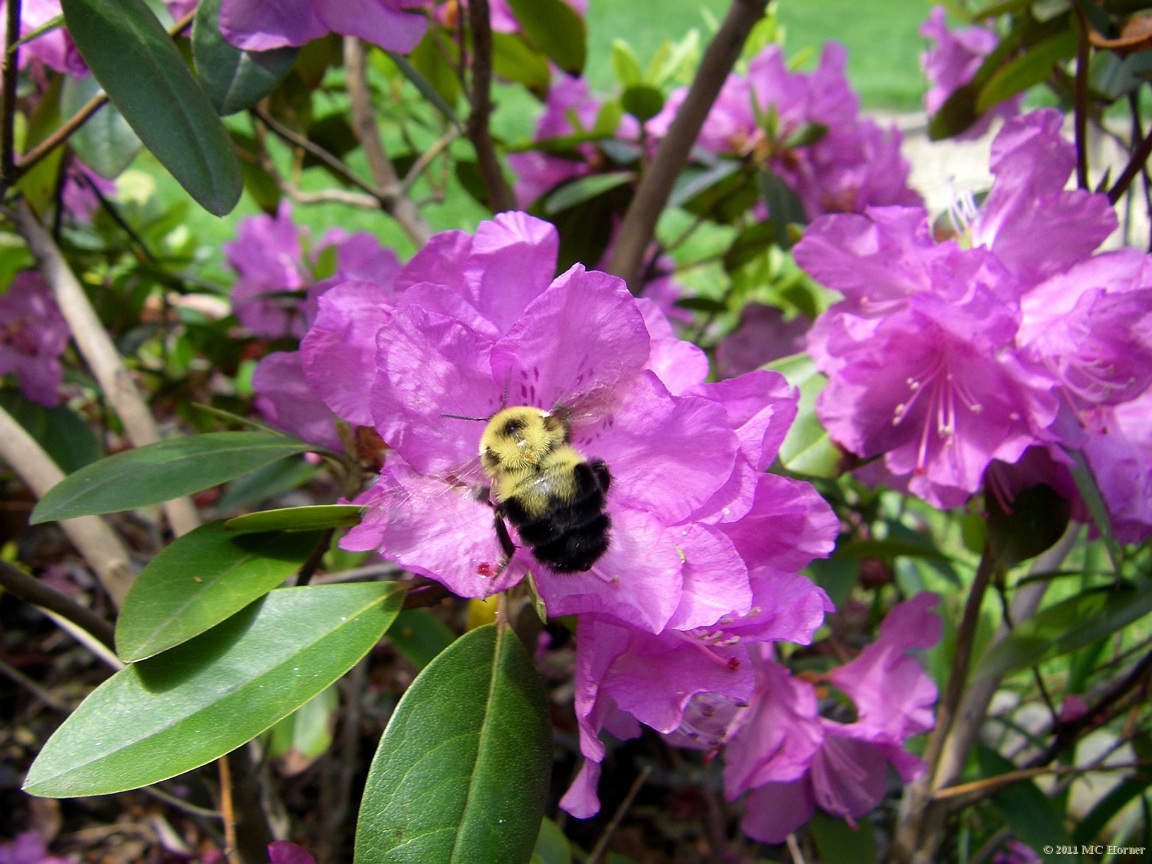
503, 460, 611, 572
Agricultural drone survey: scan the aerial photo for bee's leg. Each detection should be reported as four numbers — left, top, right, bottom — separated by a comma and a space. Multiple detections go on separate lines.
493, 508, 518, 562
589, 458, 611, 494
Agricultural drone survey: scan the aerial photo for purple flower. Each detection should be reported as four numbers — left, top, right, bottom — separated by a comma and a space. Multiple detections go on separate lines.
225, 203, 399, 339
731, 593, 941, 844
0, 272, 69, 407
296, 213, 839, 820
0, 0, 86, 77
920, 6, 1021, 140
0, 832, 76, 864
715, 303, 811, 379
219, 0, 429, 53
649, 43, 922, 219
1083, 393, 1152, 544
267, 841, 316, 864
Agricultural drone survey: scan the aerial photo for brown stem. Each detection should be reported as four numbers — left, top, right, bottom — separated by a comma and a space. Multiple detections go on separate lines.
343, 37, 432, 244
464, 0, 515, 213
607, 0, 771, 290
1108, 122, 1152, 206
1, 0, 22, 192
0, 559, 116, 647
12, 200, 201, 537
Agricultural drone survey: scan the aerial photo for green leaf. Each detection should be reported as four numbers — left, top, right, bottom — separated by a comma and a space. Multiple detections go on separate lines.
18, 77, 65, 215
115, 522, 324, 662
620, 84, 664, 122
810, 811, 878, 864
398, 37, 462, 125
223, 505, 364, 535
505, 0, 586, 75
192, 0, 298, 116
267, 684, 338, 774
532, 818, 572, 864
355, 624, 551, 864
758, 167, 808, 251
23, 583, 405, 797
1073, 775, 1152, 846
387, 609, 457, 669
543, 171, 634, 214
492, 32, 551, 94
978, 581, 1152, 679
723, 221, 777, 272
31, 431, 317, 523
611, 40, 643, 87
60, 0, 242, 214
977, 29, 1078, 112
59, 74, 142, 178
975, 744, 1071, 862
215, 454, 323, 514
767, 353, 843, 478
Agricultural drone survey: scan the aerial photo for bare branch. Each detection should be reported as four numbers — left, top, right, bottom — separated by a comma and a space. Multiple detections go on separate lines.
464, 0, 515, 213
608, 0, 771, 290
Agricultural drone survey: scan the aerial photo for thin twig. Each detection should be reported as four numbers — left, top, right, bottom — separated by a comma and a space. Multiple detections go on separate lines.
0, 559, 116, 648
12, 9, 196, 180
0, 0, 22, 192
217, 756, 240, 864
399, 126, 461, 197
608, 0, 770, 290
342, 37, 432, 245
586, 764, 652, 864
0, 655, 70, 712
464, 0, 515, 213
11, 199, 201, 537
279, 184, 381, 209
1073, 5, 1090, 190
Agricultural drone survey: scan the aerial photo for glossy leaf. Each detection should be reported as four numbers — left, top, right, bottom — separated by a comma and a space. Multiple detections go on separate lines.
978, 581, 1152, 679
976, 744, 1071, 862
505, 0, 586, 75
115, 522, 324, 662
355, 624, 551, 864
986, 483, 1071, 567
767, 353, 843, 478
531, 818, 571, 864
192, 0, 298, 116
810, 812, 878, 864
60, 0, 242, 214
387, 609, 457, 669
223, 505, 365, 535
543, 171, 634, 214
59, 74, 142, 178
23, 583, 405, 797
31, 432, 316, 523
492, 32, 550, 93
976, 29, 1077, 112
620, 84, 664, 122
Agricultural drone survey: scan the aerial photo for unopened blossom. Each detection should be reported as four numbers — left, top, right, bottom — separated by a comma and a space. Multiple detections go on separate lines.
920, 6, 1021, 140
733, 593, 941, 843
0, 272, 69, 407
219, 0, 429, 53
649, 43, 922, 219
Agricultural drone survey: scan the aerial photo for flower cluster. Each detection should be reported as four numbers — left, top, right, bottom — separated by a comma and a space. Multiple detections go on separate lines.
793, 109, 1152, 541
267, 212, 857, 820
225, 203, 399, 340
920, 6, 1021, 140
0, 272, 70, 408
649, 43, 923, 219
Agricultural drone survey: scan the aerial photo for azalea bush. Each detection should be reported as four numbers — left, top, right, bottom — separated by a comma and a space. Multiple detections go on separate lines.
0, 0, 1150, 863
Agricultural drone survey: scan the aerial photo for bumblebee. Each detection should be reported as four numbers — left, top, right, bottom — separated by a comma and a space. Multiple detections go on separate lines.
477, 405, 611, 573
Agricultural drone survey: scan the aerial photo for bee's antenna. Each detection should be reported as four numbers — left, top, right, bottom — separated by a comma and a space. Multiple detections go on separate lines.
441, 413, 487, 422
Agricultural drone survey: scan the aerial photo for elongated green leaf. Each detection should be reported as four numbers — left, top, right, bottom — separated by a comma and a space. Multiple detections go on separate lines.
505, 0, 586, 75
978, 581, 1152, 679
267, 685, 338, 774
543, 171, 634, 214
59, 74, 142, 178
977, 29, 1077, 112
60, 0, 242, 214
986, 483, 1071, 567
355, 624, 551, 864
531, 818, 571, 864
31, 432, 316, 523
976, 744, 1071, 862
810, 812, 878, 864
116, 523, 323, 662
387, 609, 457, 669
223, 505, 364, 535
24, 583, 405, 797
192, 0, 298, 115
